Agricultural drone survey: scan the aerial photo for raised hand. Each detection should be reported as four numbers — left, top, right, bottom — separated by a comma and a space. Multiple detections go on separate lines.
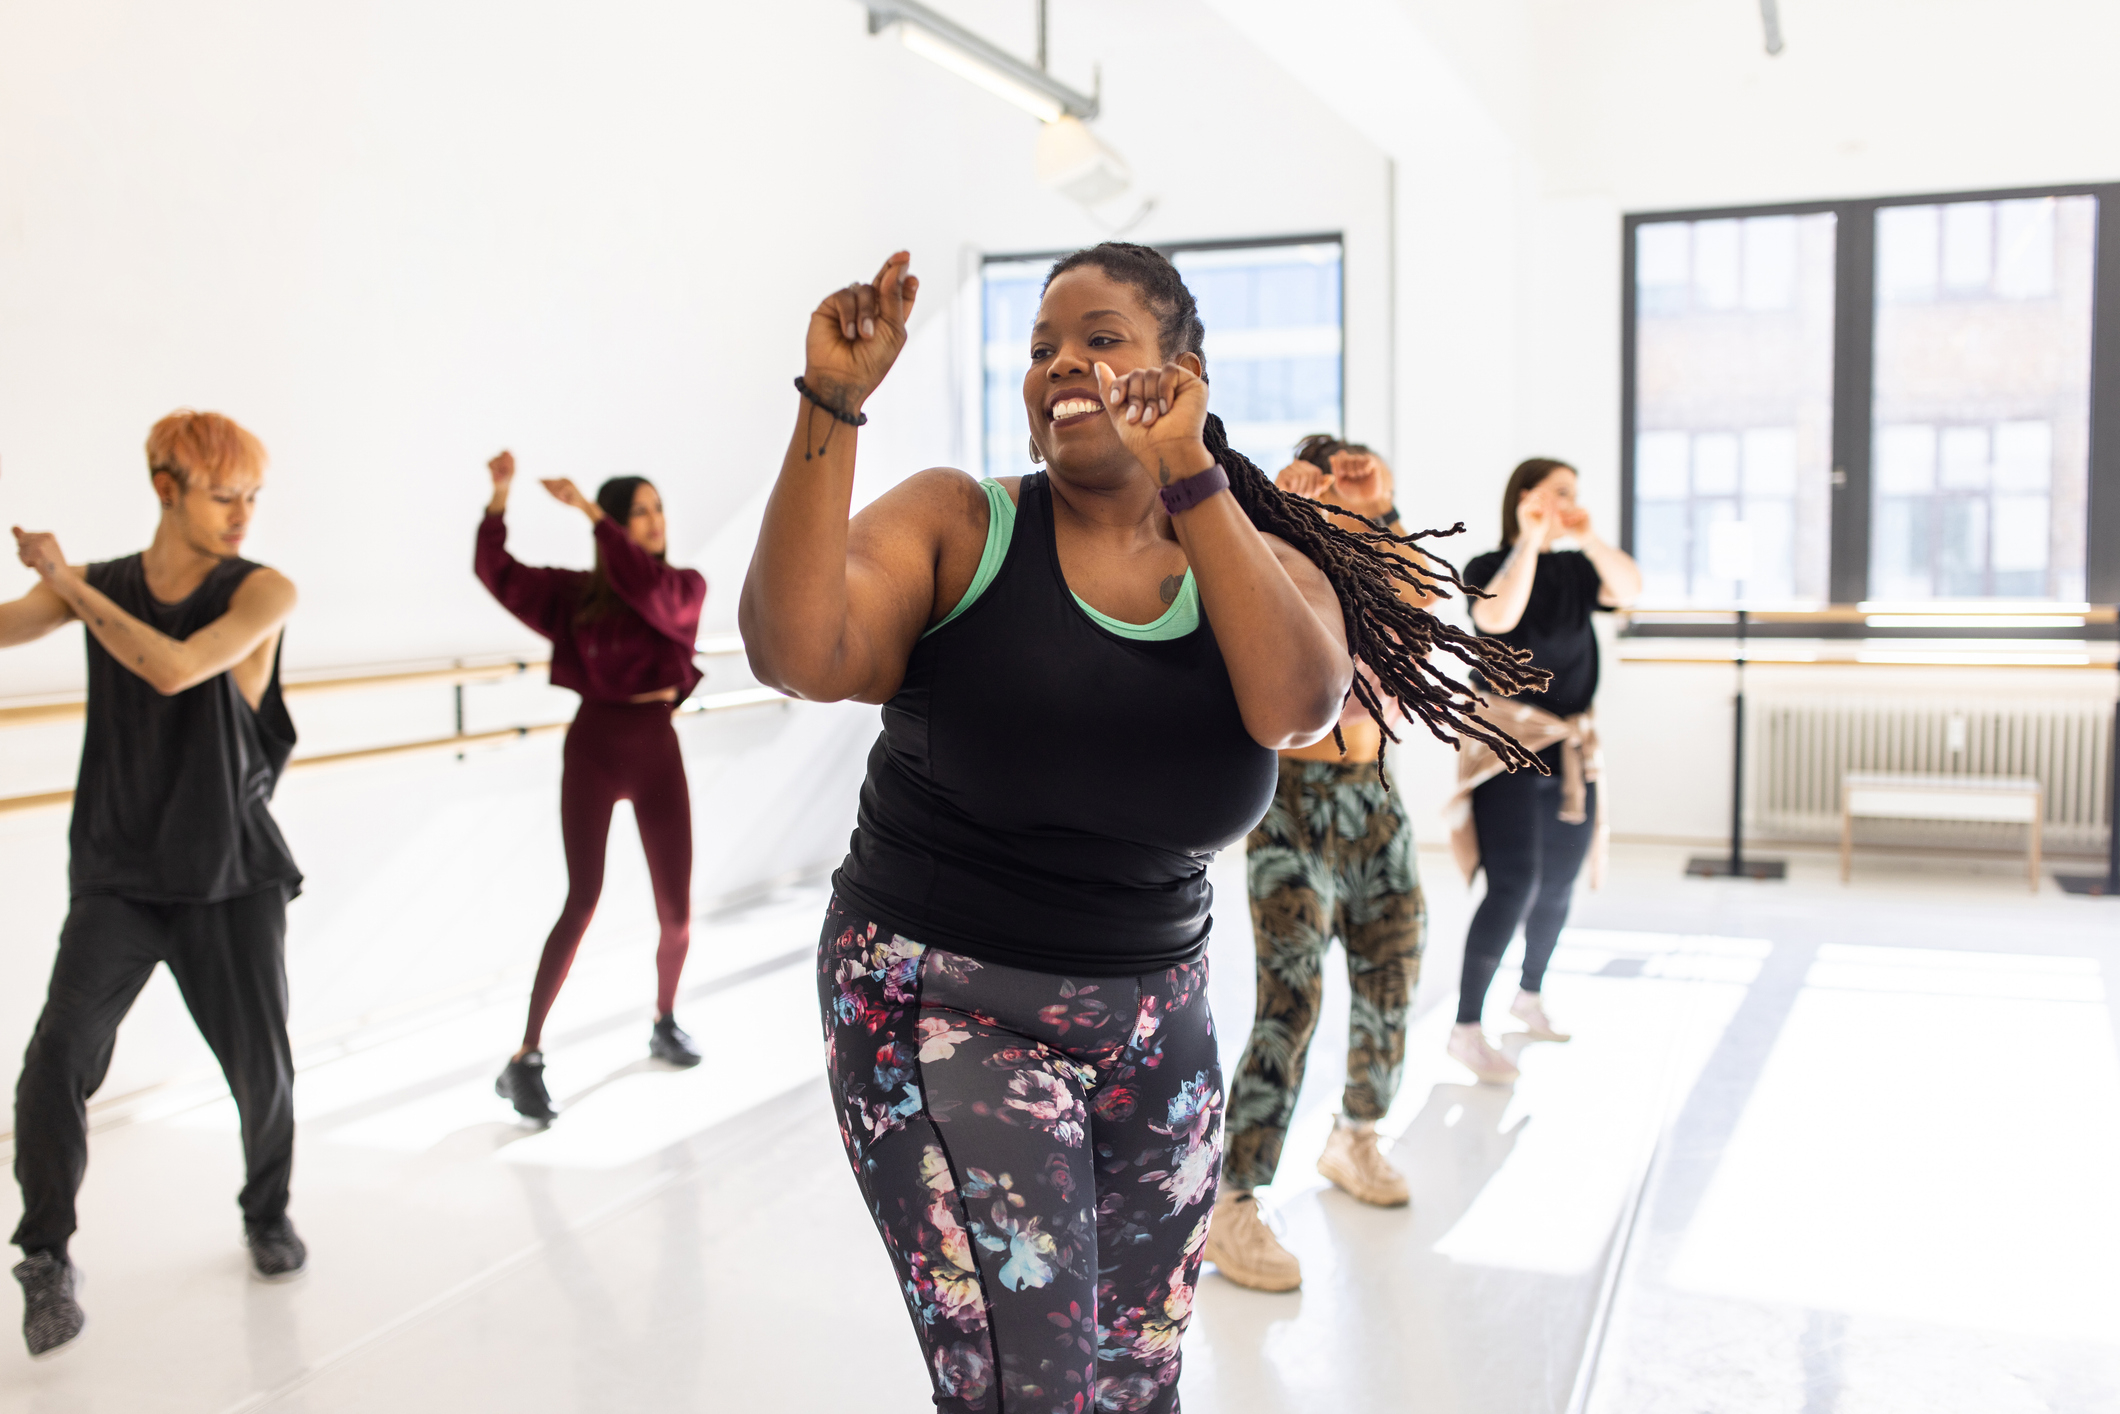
805, 251, 921, 416
487, 451, 515, 513
1094, 359, 1212, 487
1275, 459, 1332, 501
1516, 485, 1556, 548
11, 527, 68, 582
540, 478, 602, 521
1556, 502, 1593, 539
1325, 449, 1395, 521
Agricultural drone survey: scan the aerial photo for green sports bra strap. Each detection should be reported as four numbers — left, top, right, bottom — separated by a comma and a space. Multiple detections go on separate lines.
924, 478, 1016, 637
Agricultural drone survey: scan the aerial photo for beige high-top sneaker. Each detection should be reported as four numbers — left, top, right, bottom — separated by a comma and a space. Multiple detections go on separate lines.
1317, 1122, 1411, 1207
1448, 1023, 1522, 1084
1510, 989, 1573, 1042
1202, 1192, 1302, 1292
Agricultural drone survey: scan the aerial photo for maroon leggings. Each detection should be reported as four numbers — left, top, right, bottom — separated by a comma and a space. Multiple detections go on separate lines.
523, 700, 692, 1049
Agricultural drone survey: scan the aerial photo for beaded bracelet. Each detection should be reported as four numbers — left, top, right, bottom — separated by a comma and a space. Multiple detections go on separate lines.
794, 376, 867, 426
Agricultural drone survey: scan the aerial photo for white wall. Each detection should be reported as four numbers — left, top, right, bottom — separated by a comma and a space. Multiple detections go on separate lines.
1206, 0, 2120, 846
0, 0, 1395, 693
0, 0, 1402, 1113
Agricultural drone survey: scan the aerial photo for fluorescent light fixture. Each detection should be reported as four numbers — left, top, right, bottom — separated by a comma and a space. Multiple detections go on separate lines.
898, 24, 1063, 123
867, 0, 1098, 123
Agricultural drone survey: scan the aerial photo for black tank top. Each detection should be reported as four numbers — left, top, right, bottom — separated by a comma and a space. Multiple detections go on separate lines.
832, 473, 1278, 974
70, 555, 302, 903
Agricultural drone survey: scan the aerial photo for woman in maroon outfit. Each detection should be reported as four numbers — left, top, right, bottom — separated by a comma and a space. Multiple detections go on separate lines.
476, 450, 707, 1122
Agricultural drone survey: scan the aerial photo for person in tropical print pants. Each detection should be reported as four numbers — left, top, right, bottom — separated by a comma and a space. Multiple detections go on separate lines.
1203, 437, 1435, 1294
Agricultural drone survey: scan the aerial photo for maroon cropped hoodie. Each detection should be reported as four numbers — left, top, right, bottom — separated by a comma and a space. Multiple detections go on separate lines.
475, 512, 707, 704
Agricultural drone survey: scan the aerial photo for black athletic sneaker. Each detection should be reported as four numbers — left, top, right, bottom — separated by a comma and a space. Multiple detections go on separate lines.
497, 1051, 559, 1122
649, 1015, 703, 1068
13, 1251, 85, 1357
245, 1217, 308, 1282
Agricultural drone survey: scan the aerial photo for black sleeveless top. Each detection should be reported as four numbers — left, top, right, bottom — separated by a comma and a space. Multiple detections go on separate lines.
70, 555, 302, 903
1462, 548, 1608, 718
833, 473, 1279, 975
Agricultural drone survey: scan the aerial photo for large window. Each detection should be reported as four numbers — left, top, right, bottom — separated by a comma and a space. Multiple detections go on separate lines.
981, 237, 1343, 481
1623, 185, 2120, 617
1632, 213, 1836, 605
1870, 197, 2096, 602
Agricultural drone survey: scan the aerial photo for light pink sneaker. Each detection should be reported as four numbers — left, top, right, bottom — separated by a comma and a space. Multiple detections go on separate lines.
1510, 990, 1572, 1042
1447, 1023, 1521, 1084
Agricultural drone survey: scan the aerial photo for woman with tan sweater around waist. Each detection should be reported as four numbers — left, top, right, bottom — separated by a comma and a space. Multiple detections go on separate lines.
1447, 458, 1640, 1084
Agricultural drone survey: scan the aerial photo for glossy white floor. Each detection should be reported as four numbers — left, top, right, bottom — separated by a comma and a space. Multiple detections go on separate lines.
0, 739, 2114, 1412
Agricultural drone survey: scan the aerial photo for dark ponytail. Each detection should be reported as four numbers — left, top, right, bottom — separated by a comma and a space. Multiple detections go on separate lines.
1044, 243, 1550, 775
576, 475, 656, 624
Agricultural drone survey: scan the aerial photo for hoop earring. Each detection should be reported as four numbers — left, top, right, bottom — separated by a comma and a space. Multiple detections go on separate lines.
1027, 436, 1045, 465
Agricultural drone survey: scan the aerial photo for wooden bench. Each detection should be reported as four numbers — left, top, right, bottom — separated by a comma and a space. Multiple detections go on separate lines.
1840, 772, 2044, 891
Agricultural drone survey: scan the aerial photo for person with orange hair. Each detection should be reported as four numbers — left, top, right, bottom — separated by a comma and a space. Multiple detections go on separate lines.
1, 410, 306, 1357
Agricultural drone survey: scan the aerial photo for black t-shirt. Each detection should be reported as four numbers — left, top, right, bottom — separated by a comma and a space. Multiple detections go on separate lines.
833, 473, 1279, 975
1463, 547, 1608, 718
70, 555, 302, 903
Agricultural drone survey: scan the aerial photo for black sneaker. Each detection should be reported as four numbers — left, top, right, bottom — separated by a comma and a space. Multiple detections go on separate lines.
13, 1251, 85, 1357
649, 1015, 702, 1068
497, 1051, 559, 1122
245, 1217, 309, 1282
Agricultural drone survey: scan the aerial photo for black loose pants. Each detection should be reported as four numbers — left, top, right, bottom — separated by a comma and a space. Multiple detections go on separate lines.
12, 887, 294, 1255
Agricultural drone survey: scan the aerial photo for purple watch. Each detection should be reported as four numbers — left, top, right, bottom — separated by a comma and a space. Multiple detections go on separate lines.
1158, 461, 1228, 516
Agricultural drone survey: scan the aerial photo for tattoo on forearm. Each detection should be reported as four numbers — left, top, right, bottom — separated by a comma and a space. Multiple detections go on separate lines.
1497, 543, 1525, 578
1159, 573, 1182, 605
1157, 457, 1171, 487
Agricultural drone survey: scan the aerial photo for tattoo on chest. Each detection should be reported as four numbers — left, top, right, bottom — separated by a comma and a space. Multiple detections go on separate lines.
1159, 573, 1183, 606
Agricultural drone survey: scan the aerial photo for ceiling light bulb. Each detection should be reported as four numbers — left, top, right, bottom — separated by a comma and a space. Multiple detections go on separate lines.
1035, 116, 1133, 207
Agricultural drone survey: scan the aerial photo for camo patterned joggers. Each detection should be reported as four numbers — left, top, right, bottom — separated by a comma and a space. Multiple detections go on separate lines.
1221, 758, 1426, 1191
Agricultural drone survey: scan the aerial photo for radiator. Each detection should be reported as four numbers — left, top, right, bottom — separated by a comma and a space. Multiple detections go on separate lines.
1750, 696, 2114, 854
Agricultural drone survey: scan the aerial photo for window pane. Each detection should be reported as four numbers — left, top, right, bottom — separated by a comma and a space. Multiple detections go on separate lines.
1171, 242, 1343, 471
1868, 195, 2093, 601
984, 243, 1345, 481
981, 258, 1050, 480
1631, 212, 1836, 605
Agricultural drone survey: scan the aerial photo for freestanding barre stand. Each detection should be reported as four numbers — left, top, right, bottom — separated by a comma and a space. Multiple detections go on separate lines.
2057, 604, 2120, 897
1686, 608, 1788, 881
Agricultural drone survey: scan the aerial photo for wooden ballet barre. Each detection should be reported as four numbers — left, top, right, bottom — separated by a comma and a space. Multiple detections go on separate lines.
0, 633, 753, 730
0, 683, 789, 815
1621, 605, 2117, 625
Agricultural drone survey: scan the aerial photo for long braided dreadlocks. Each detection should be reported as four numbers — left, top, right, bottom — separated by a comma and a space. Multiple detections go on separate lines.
1044, 243, 1551, 776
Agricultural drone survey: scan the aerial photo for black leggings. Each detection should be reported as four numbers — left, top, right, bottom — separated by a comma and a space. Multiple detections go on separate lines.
1458, 747, 1596, 1025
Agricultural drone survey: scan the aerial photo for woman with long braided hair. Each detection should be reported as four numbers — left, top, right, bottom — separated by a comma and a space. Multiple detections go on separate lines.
742, 244, 1538, 1414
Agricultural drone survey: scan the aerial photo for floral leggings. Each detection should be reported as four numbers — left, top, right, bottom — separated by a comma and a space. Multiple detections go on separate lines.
818, 899, 1222, 1414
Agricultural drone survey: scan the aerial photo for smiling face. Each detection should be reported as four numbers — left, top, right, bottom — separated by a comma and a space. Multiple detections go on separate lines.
156, 464, 264, 559
625, 482, 667, 556
1022, 266, 1201, 485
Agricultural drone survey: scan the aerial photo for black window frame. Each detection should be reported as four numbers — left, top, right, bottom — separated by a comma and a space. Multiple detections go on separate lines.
1620, 183, 2120, 640
980, 231, 1348, 481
